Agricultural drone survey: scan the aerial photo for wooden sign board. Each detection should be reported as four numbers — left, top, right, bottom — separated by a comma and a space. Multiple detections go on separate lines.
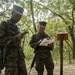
57, 32, 68, 40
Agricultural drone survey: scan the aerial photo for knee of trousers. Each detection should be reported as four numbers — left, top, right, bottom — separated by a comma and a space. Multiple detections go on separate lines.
36, 66, 44, 72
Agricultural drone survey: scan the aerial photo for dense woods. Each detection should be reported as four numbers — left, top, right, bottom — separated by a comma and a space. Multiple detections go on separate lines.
0, 0, 75, 75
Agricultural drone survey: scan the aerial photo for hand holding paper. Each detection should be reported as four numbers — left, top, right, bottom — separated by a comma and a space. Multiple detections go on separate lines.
39, 38, 54, 46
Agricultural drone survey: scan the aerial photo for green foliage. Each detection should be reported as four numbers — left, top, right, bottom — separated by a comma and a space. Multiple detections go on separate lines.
0, 0, 75, 63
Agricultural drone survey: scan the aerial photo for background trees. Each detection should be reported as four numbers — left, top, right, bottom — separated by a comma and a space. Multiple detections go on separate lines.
0, 0, 75, 63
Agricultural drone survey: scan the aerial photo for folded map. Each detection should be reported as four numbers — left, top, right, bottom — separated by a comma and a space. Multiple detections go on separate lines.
39, 38, 54, 46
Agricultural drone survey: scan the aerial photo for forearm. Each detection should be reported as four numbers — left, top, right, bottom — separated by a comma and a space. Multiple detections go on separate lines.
29, 41, 39, 48
0, 35, 19, 45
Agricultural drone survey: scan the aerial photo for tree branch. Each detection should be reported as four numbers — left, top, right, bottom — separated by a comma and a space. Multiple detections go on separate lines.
33, 1, 68, 24
65, 40, 73, 50
30, 0, 37, 32
0, 5, 9, 17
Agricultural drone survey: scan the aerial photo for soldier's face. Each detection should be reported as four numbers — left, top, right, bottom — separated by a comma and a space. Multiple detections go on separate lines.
38, 26, 45, 33
12, 12, 22, 23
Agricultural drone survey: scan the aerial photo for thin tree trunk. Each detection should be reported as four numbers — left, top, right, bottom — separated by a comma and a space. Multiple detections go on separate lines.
30, 0, 37, 32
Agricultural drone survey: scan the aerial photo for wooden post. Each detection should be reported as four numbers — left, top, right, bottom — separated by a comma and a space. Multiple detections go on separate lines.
57, 32, 68, 75
60, 40, 63, 75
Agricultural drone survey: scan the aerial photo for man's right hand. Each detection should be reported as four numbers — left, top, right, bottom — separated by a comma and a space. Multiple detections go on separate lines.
16, 33, 25, 40
16, 31, 28, 40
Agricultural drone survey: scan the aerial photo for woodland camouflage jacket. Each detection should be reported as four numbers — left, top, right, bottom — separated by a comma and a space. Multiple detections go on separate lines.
29, 32, 54, 58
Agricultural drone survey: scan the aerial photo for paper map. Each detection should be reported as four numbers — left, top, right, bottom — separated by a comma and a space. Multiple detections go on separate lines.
39, 38, 54, 46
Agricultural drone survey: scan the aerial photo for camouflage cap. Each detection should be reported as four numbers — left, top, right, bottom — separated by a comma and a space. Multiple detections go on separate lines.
39, 21, 47, 28
13, 5, 24, 15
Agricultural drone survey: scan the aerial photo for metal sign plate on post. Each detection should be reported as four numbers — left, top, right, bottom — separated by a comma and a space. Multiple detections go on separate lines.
57, 32, 68, 75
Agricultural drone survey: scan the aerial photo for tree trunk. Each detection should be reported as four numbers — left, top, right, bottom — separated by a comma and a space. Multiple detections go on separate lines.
72, 39, 75, 58
68, 25, 75, 59
30, 0, 37, 32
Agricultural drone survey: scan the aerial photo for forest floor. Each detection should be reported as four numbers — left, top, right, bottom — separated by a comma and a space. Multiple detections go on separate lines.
27, 62, 75, 75
1, 62, 75, 75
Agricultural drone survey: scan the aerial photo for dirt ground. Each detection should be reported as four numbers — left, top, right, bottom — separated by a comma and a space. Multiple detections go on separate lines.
1, 63, 75, 75
27, 63, 75, 75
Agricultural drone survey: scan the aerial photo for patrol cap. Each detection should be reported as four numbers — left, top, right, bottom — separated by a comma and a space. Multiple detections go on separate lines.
39, 21, 47, 28
13, 5, 24, 15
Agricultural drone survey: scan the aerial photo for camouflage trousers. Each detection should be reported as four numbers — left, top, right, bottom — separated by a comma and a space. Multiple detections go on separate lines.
4, 47, 27, 75
35, 57, 54, 75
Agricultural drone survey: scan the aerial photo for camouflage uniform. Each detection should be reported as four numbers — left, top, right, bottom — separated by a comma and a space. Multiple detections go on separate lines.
29, 32, 54, 75
0, 20, 27, 75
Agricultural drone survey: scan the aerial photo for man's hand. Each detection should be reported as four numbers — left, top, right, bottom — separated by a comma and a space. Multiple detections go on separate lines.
16, 31, 28, 40
48, 43, 53, 47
